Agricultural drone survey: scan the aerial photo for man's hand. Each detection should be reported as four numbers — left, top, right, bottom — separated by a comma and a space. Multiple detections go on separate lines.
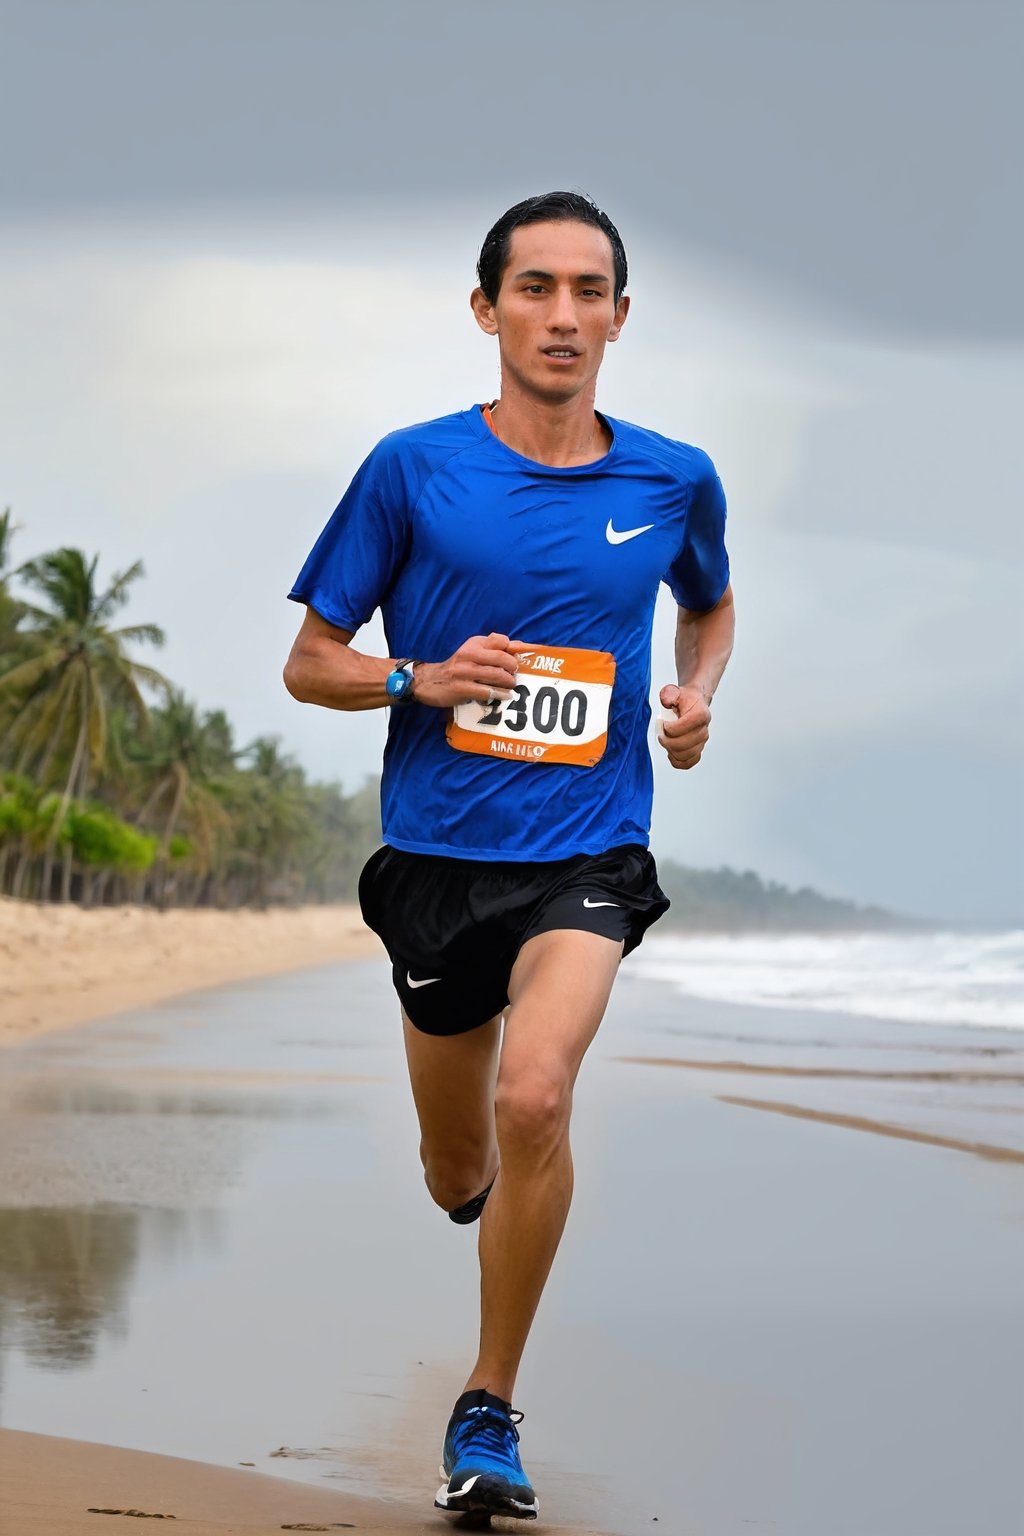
657, 682, 712, 770
415, 633, 527, 709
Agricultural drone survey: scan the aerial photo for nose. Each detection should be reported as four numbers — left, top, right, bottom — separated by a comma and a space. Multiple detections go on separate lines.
547, 284, 578, 333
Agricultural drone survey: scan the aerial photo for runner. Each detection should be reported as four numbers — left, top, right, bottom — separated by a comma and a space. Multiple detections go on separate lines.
284, 191, 735, 1523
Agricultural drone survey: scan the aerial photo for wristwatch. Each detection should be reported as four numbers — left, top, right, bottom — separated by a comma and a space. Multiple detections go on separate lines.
385, 658, 418, 705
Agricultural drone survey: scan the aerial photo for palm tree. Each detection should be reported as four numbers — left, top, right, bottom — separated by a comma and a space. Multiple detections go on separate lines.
229, 736, 309, 907
299, 775, 382, 900
0, 773, 42, 892
132, 692, 234, 905
0, 548, 169, 899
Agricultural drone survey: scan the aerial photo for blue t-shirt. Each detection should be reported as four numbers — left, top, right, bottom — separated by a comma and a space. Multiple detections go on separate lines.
289, 404, 729, 862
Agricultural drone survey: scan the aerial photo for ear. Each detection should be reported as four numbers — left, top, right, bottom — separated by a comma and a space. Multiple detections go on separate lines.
607, 293, 630, 343
470, 286, 499, 336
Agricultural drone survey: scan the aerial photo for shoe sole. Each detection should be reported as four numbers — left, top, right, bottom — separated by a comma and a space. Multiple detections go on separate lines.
435, 1469, 539, 1521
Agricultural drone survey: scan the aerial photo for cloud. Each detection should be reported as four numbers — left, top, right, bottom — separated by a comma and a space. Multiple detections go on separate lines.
4, 0, 1020, 342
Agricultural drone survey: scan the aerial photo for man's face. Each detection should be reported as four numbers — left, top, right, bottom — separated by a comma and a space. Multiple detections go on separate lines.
472, 220, 629, 403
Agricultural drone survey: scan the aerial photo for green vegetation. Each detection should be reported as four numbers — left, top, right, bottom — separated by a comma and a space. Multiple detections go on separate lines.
0, 515, 380, 906
657, 860, 909, 932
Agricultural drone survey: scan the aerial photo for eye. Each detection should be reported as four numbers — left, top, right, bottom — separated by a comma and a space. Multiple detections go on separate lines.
525, 284, 546, 295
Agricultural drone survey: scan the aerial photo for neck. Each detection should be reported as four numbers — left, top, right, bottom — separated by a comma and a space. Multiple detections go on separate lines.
488, 378, 609, 467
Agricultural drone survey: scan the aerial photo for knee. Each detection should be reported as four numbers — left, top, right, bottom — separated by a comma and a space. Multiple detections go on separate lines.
420, 1142, 496, 1213
494, 1072, 571, 1156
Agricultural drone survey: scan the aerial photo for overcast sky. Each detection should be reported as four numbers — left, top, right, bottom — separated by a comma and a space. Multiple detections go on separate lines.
2, 0, 1021, 926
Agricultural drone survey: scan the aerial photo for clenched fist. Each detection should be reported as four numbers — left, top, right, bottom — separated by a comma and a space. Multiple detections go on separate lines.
657, 682, 712, 770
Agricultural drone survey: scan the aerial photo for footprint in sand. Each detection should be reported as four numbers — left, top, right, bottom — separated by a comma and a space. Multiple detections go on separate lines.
86, 1513, 176, 1521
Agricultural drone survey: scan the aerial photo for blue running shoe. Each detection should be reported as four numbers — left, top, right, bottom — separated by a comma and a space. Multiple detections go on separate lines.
434, 1388, 539, 1521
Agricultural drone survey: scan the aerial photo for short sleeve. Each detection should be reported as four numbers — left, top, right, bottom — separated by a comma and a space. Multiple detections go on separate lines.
287, 441, 411, 631
664, 453, 730, 612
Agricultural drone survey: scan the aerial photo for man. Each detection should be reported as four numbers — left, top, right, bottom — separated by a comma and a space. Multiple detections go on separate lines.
284, 191, 734, 1523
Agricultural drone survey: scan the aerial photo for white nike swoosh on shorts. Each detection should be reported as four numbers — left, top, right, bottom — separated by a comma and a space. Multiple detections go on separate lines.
407, 973, 442, 988
582, 898, 620, 908
605, 519, 655, 544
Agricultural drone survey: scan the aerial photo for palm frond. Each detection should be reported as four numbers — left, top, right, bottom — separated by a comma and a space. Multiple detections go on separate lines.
0, 648, 62, 696
127, 662, 173, 696
112, 622, 166, 648
97, 559, 146, 619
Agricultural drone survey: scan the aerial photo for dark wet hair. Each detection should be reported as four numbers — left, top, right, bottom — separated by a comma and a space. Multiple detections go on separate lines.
477, 191, 628, 305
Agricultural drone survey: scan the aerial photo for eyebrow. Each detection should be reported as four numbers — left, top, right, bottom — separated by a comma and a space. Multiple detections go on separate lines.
513, 269, 611, 284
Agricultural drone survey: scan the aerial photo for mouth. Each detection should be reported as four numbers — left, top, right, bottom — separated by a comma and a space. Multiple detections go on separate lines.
541, 346, 580, 362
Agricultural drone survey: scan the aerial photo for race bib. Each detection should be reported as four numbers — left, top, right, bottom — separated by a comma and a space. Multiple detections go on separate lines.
447, 645, 616, 767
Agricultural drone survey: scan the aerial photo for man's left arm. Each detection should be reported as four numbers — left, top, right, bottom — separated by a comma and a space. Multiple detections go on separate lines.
658, 582, 735, 770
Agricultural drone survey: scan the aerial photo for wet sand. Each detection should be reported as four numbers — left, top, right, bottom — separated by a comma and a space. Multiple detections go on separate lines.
0, 898, 380, 1044
1, 1432, 613, 1535
1, 959, 1022, 1534
0, 1426, 611, 1533
0, 1426, 430, 1534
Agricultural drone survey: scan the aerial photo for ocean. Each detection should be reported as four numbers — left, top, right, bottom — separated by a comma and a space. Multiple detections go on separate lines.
628, 928, 1024, 1031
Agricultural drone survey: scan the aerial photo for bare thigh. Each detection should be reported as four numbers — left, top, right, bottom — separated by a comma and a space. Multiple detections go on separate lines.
500, 928, 623, 1097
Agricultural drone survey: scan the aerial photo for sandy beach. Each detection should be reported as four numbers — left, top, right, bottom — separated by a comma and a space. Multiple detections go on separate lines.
0, 1428, 609, 1534
0, 1426, 615, 1534
1, 930, 1022, 1533
0, 1426, 430, 1535
0, 898, 381, 1046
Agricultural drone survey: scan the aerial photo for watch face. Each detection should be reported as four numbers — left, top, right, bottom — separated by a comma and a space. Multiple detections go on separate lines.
387, 669, 411, 700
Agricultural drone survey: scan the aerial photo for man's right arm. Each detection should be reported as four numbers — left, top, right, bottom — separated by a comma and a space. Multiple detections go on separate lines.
283, 607, 524, 712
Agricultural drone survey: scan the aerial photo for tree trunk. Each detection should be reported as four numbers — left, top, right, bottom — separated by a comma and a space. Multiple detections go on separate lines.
34, 683, 74, 787
45, 715, 89, 902
136, 775, 171, 827
11, 836, 32, 898
154, 770, 186, 913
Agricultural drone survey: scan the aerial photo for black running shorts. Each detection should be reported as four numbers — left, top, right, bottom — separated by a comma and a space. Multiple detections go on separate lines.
358, 843, 669, 1036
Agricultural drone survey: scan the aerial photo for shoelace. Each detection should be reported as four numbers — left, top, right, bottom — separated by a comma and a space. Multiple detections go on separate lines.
452, 1406, 525, 1468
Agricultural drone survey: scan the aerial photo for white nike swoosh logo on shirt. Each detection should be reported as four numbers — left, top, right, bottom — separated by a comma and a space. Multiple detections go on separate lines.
582, 898, 620, 908
606, 519, 655, 545
407, 973, 442, 988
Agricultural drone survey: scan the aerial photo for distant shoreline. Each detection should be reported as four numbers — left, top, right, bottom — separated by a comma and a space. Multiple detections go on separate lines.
0, 898, 381, 1047
656, 917, 937, 934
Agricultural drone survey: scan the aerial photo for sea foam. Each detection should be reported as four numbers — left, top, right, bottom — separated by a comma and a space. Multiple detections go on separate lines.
626, 930, 1024, 1030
